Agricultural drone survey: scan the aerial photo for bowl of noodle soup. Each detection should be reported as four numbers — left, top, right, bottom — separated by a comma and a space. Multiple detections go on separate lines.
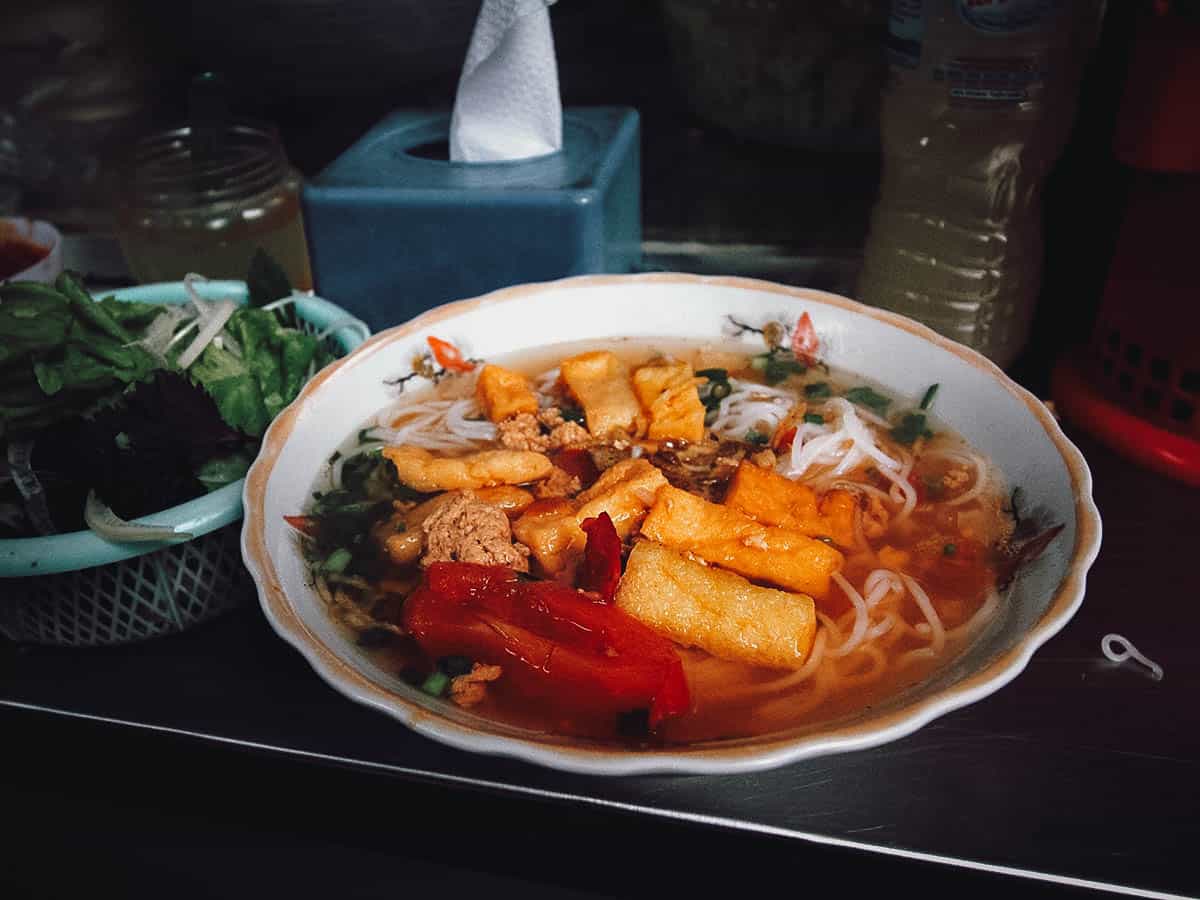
241, 273, 1101, 775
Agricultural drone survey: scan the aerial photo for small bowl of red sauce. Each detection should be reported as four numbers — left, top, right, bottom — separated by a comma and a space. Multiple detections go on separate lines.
0, 217, 62, 283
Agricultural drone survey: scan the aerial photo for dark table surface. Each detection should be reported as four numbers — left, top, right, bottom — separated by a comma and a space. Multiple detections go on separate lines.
3, 424, 1197, 899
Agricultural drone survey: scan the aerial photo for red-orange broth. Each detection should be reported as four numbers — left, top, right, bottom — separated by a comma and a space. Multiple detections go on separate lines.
302, 339, 1016, 744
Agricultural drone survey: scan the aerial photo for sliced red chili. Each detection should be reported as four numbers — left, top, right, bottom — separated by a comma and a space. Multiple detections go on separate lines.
772, 425, 797, 452
403, 563, 690, 728
426, 336, 475, 372
791, 311, 819, 365
283, 514, 318, 536
578, 511, 622, 602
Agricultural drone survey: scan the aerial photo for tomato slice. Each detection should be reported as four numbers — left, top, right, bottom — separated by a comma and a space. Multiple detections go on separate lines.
403, 563, 689, 728
577, 512, 622, 601
426, 336, 475, 372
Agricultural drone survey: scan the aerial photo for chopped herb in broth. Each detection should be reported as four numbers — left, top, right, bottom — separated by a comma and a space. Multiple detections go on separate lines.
289, 328, 1056, 745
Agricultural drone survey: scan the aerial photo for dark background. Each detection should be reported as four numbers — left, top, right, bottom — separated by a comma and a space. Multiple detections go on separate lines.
0, 3, 1156, 897
0, 0, 1138, 392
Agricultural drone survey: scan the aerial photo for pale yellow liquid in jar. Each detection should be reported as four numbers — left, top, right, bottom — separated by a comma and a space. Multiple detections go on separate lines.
118, 187, 313, 291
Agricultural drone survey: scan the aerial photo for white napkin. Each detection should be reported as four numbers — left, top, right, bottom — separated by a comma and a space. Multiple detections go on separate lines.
449, 0, 562, 163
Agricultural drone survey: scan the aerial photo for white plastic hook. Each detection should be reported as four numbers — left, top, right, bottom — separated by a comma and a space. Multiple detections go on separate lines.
1101, 633, 1164, 681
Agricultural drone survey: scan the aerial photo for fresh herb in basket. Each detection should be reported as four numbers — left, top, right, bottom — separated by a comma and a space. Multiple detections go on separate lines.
0, 263, 339, 538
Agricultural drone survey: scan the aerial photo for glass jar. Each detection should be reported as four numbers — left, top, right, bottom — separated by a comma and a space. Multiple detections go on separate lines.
115, 121, 312, 289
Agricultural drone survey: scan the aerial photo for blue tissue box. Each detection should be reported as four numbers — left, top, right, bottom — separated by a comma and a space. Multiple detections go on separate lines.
302, 107, 641, 332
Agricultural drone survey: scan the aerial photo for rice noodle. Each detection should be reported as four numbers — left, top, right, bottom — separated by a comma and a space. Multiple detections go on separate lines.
708, 378, 796, 439
944, 452, 990, 507
706, 629, 830, 706
944, 588, 1002, 642
833, 642, 889, 689
374, 397, 496, 450
532, 367, 561, 404
780, 398, 919, 523
828, 572, 870, 658
898, 574, 947, 662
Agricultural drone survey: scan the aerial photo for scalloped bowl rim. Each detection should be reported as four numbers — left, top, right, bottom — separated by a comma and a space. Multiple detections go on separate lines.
241, 273, 1102, 776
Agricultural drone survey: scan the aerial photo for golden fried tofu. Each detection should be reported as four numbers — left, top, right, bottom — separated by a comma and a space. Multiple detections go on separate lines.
559, 350, 643, 438
374, 493, 456, 566
632, 361, 706, 443
471, 485, 535, 517
511, 498, 579, 575
575, 458, 669, 538
640, 485, 843, 597
512, 458, 669, 574
382, 445, 552, 493
723, 462, 857, 548
476, 364, 538, 423
616, 541, 817, 670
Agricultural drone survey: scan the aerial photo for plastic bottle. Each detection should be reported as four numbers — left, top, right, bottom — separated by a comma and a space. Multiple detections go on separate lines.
856, 0, 1104, 368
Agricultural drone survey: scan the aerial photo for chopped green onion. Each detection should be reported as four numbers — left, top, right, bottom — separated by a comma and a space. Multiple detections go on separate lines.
420, 671, 450, 697
328, 450, 342, 464
357, 427, 377, 444
710, 381, 732, 401
744, 429, 768, 446
757, 349, 806, 385
320, 547, 353, 574
803, 413, 825, 425
560, 405, 586, 425
804, 382, 831, 399
695, 368, 728, 382
943, 543, 957, 556
890, 412, 928, 445
920, 384, 940, 411
844, 386, 892, 414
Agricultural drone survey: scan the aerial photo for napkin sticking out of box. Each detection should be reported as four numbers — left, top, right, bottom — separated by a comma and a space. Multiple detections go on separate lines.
449, 0, 562, 162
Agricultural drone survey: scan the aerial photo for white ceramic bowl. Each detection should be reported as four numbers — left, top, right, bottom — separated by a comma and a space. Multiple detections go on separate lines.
241, 274, 1102, 776
0, 217, 63, 283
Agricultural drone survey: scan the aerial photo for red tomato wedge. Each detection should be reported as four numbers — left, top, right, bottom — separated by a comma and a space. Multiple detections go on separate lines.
577, 512, 622, 601
402, 563, 690, 727
791, 311, 819, 365
426, 336, 475, 372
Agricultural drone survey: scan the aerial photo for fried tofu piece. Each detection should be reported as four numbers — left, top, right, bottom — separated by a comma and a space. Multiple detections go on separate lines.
640, 485, 843, 597
476, 364, 538, 423
471, 485, 535, 517
616, 541, 817, 670
512, 458, 669, 574
511, 498, 579, 575
632, 361, 706, 443
382, 445, 552, 493
559, 350, 643, 438
723, 462, 857, 548
375, 493, 457, 566
575, 458, 668, 538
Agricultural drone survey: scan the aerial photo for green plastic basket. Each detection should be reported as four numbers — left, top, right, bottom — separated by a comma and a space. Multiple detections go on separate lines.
0, 280, 369, 646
